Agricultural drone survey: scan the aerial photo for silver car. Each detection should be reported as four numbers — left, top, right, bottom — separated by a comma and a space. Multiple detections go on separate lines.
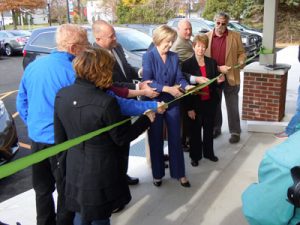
0, 30, 31, 56
0, 99, 19, 165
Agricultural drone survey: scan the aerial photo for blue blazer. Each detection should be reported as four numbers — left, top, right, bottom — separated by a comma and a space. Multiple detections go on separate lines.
142, 47, 188, 103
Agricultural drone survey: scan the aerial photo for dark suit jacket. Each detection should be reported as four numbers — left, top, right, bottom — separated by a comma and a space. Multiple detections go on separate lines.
181, 55, 220, 111
54, 78, 150, 220
93, 42, 139, 90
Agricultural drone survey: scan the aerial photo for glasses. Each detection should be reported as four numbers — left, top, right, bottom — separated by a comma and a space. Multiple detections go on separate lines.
216, 22, 227, 26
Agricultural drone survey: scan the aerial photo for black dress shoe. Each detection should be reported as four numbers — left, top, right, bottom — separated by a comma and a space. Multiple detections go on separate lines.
213, 130, 221, 139
180, 180, 191, 188
127, 175, 139, 185
204, 156, 219, 162
229, 134, 240, 143
191, 160, 199, 167
112, 205, 125, 213
153, 179, 162, 187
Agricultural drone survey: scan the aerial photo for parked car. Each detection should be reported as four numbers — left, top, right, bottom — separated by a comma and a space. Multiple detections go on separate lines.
0, 30, 31, 56
228, 21, 263, 37
228, 21, 262, 51
0, 99, 19, 165
0, 39, 5, 57
23, 26, 152, 70
167, 18, 211, 35
121, 24, 158, 37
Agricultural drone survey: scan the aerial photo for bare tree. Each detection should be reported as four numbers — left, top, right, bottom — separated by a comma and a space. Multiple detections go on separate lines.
0, 0, 46, 28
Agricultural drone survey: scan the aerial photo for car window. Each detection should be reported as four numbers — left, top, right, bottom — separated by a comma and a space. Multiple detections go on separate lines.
30, 32, 56, 49
191, 21, 210, 33
116, 30, 152, 51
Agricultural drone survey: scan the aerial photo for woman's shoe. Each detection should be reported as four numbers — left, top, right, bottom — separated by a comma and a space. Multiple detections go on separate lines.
191, 160, 199, 167
153, 179, 162, 187
179, 177, 191, 188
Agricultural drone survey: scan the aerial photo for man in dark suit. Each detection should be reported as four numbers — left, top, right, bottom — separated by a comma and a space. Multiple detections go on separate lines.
92, 20, 158, 186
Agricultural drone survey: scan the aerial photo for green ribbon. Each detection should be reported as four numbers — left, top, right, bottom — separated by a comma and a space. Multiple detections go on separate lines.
0, 118, 131, 179
0, 76, 222, 179
0, 46, 273, 179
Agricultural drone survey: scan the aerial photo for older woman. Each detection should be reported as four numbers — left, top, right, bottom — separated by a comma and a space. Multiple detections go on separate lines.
181, 34, 225, 167
142, 25, 193, 187
54, 47, 156, 225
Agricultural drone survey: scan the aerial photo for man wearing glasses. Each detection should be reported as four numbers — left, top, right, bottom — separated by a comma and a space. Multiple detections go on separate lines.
205, 12, 246, 144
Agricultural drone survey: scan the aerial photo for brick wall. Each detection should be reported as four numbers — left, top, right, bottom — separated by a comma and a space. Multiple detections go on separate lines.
242, 72, 288, 121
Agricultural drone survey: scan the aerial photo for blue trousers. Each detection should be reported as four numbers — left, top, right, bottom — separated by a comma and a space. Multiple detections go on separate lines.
73, 213, 110, 225
286, 85, 300, 136
148, 105, 186, 179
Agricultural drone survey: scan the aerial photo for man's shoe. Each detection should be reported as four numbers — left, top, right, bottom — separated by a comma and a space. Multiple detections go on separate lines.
153, 179, 162, 187
229, 134, 240, 144
191, 160, 199, 167
213, 130, 221, 139
127, 175, 139, 185
112, 205, 125, 213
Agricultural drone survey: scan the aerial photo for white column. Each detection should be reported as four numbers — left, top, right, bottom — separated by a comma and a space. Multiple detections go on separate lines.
259, 0, 279, 65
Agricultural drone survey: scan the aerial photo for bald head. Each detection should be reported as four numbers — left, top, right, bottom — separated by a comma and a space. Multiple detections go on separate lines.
177, 19, 192, 40
92, 20, 117, 50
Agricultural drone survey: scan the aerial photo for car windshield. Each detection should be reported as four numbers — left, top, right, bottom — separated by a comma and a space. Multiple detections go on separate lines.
116, 29, 152, 51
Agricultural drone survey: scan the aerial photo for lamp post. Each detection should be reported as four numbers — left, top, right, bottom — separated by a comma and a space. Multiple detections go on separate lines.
47, 0, 52, 26
66, 0, 71, 23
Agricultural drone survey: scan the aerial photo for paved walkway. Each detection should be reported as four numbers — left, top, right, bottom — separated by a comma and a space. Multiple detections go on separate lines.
0, 46, 299, 225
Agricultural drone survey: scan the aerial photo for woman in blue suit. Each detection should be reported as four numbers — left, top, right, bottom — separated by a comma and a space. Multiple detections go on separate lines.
142, 25, 193, 187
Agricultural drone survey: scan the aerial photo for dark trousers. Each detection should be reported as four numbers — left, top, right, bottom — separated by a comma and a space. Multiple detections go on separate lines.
31, 141, 74, 225
189, 100, 216, 161
180, 102, 190, 146
214, 81, 241, 135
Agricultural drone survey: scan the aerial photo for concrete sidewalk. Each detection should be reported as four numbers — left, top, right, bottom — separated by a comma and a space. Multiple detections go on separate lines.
0, 46, 299, 225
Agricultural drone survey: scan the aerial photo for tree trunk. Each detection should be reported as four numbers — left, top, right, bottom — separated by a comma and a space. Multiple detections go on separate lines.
12, 9, 18, 29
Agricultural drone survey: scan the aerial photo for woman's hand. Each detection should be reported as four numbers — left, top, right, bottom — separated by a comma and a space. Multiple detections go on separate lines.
156, 101, 167, 114
217, 74, 225, 83
187, 110, 196, 120
195, 76, 209, 84
144, 110, 156, 122
164, 85, 183, 98
185, 85, 195, 91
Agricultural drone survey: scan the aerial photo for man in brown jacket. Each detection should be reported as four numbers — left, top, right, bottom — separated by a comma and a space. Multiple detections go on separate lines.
205, 12, 246, 143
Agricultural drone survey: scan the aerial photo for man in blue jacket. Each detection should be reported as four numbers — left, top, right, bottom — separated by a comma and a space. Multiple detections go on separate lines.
17, 24, 159, 225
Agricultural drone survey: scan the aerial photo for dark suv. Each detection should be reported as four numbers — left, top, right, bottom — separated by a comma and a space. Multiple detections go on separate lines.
23, 26, 152, 69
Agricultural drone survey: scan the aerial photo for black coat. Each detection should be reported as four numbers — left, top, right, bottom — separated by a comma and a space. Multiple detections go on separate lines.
182, 55, 220, 111
54, 78, 151, 220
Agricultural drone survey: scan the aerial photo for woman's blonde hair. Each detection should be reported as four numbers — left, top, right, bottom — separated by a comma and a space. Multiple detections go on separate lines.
152, 25, 177, 46
73, 47, 115, 88
192, 34, 209, 48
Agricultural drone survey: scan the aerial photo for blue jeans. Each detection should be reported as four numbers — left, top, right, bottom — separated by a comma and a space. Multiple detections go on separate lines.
286, 85, 300, 136
73, 213, 110, 225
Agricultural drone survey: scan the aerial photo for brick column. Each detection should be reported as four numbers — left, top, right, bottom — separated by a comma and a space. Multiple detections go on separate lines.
242, 62, 289, 122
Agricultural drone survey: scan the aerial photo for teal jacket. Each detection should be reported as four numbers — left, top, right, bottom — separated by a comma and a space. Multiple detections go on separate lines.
242, 131, 300, 225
